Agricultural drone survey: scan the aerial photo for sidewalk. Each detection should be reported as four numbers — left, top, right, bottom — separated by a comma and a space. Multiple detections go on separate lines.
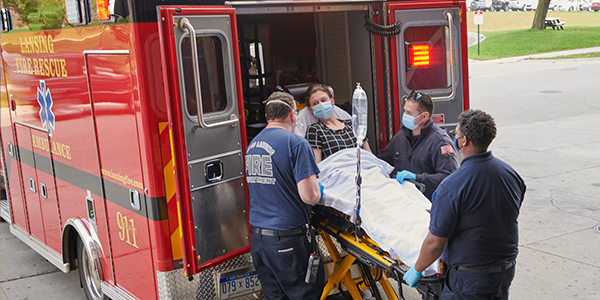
469, 46, 600, 63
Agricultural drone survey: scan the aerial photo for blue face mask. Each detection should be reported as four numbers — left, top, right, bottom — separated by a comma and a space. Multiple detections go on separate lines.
454, 136, 460, 152
313, 102, 334, 120
402, 112, 424, 130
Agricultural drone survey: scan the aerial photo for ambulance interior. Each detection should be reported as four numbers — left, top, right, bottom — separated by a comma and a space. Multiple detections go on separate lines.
234, 11, 377, 145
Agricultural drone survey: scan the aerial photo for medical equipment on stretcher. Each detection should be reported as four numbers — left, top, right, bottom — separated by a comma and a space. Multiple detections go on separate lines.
311, 205, 445, 300
352, 83, 368, 242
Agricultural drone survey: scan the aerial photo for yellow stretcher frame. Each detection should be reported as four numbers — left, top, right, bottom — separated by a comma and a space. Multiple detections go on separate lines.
318, 221, 399, 300
312, 206, 445, 300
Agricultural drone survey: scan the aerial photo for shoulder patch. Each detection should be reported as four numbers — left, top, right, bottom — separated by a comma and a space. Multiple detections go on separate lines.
440, 145, 454, 155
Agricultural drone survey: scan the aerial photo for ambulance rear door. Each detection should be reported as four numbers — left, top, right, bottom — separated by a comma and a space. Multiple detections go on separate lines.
158, 6, 249, 276
388, 1, 469, 131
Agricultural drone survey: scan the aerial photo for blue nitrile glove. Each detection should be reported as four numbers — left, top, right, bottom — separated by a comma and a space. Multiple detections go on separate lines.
318, 182, 325, 198
396, 170, 416, 184
403, 266, 422, 288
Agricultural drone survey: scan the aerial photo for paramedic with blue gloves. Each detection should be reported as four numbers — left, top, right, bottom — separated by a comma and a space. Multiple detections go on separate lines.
246, 92, 325, 299
377, 91, 458, 200
404, 110, 526, 300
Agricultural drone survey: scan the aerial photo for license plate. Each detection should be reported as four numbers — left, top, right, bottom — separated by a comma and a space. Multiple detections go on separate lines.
216, 265, 261, 300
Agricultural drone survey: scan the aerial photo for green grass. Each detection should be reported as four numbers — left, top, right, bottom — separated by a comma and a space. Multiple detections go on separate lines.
468, 26, 600, 60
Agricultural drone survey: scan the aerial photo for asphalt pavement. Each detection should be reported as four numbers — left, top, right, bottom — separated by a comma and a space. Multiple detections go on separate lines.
2, 49, 600, 300
468, 51, 600, 299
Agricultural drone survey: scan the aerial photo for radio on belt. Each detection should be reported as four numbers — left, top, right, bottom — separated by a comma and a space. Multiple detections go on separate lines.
305, 252, 320, 284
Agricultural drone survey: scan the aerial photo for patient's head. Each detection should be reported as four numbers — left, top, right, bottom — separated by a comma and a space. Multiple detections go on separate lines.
306, 83, 335, 120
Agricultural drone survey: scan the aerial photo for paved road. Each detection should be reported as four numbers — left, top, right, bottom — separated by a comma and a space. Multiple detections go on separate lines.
468, 56, 600, 299
2, 54, 600, 300
1, 220, 86, 300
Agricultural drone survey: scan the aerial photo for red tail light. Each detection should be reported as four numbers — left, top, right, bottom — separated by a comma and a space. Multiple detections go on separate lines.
408, 43, 431, 68
96, 0, 110, 21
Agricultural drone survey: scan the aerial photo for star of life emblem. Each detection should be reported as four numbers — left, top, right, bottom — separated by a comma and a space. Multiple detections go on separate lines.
37, 80, 55, 136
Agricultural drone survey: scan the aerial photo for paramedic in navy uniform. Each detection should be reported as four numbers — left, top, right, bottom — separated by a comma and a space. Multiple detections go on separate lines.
403, 109, 526, 300
377, 91, 458, 200
245, 91, 325, 299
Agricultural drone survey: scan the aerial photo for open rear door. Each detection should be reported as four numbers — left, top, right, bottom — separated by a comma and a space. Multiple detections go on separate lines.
388, 1, 469, 131
158, 6, 249, 276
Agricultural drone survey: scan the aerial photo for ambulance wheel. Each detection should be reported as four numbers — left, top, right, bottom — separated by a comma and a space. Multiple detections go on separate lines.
77, 238, 107, 300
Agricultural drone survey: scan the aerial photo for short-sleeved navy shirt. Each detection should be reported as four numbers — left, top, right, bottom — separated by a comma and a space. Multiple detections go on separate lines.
430, 151, 526, 268
246, 128, 320, 230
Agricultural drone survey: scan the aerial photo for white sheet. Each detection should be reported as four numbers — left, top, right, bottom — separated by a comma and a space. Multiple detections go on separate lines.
318, 148, 440, 276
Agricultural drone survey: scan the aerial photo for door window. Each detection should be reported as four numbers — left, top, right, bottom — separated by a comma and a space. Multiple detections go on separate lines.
404, 25, 450, 90
181, 36, 228, 116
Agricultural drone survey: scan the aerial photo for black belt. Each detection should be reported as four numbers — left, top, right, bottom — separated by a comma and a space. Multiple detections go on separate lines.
251, 226, 304, 237
454, 261, 515, 274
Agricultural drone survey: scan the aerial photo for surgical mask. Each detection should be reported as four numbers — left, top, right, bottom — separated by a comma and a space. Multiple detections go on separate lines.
312, 102, 334, 119
402, 112, 424, 130
453, 136, 461, 152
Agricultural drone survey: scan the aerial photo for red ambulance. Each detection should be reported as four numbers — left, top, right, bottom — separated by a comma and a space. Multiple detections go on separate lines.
0, 0, 469, 299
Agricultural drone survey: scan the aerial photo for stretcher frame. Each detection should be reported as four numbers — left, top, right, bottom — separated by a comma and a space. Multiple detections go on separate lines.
312, 206, 445, 300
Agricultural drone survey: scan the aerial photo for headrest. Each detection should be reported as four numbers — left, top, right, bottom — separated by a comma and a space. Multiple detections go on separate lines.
284, 83, 313, 104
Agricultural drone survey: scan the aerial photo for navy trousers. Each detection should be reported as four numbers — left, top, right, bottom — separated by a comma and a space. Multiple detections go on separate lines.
442, 264, 515, 300
251, 228, 325, 300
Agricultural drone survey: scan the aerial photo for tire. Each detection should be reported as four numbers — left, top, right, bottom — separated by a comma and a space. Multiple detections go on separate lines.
77, 238, 107, 300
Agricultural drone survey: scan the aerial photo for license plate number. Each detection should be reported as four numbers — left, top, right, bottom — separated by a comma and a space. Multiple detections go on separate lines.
217, 266, 261, 299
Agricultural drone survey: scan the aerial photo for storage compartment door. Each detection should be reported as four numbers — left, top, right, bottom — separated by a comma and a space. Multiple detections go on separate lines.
30, 130, 61, 253
14, 125, 45, 243
389, 2, 468, 130
158, 6, 249, 276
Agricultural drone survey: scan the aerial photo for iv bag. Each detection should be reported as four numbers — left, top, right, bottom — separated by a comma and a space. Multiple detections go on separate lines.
352, 83, 368, 145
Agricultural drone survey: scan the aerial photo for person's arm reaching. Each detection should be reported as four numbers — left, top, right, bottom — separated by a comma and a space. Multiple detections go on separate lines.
415, 232, 447, 272
363, 141, 372, 153
403, 232, 448, 287
312, 148, 322, 164
297, 174, 321, 205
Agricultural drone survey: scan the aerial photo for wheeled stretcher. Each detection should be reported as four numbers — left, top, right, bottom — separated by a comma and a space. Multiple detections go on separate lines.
312, 149, 446, 299
311, 206, 445, 300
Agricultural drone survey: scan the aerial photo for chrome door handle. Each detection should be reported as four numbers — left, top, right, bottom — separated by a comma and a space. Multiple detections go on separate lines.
180, 18, 239, 130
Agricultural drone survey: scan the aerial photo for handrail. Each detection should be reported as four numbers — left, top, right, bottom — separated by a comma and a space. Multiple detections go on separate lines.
432, 10, 457, 102
180, 18, 239, 130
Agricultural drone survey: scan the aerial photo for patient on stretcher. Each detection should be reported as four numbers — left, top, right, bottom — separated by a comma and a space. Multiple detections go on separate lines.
317, 148, 441, 276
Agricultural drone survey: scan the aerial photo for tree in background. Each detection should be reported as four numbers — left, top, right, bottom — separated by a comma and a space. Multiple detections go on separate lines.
2, 0, 65, 30
2, 0, 40, 28
38, 0, 66, 29
531, 0, 551, 30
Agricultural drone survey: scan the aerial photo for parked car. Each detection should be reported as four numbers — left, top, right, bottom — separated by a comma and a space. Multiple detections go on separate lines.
550, 0, 576, 10
524, 0, 539, 10
466, 0, 476, 10
508, 0, 527, 10
492, 0, 510, 11
579, 0, 592, 10
471, 0, 493, 11
591, 1, 600, 11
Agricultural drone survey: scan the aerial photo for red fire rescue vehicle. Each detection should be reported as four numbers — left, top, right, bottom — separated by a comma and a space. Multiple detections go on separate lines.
0, 0, 469, 299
